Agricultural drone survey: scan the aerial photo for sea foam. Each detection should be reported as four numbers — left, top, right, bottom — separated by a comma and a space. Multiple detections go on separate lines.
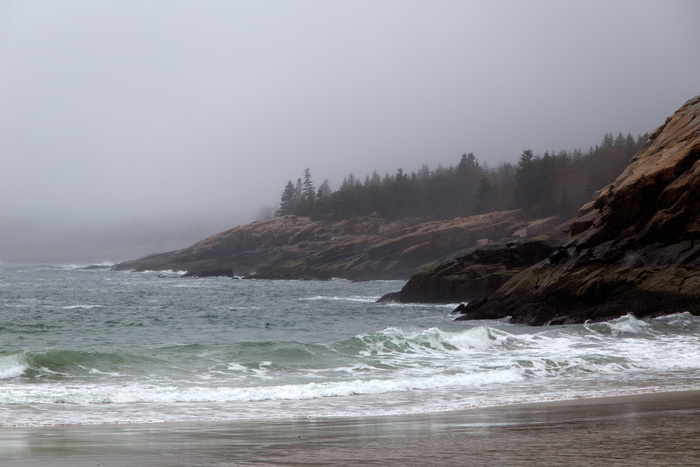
0, 352, 28, 379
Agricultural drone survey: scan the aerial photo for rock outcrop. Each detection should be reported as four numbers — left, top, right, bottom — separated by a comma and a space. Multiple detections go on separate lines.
377, 234, 565, 303
114, 211, 561, 281
383, 95, 700, 325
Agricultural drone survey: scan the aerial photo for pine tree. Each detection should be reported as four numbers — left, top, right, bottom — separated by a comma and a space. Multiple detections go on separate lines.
558, 188, 572, 217
302, 168, 315, 202
277, 181, 298, 216
515, 149, 535, 211
295, 178, 303, 200
474, 177, 494, 214
317, 179, 331, 198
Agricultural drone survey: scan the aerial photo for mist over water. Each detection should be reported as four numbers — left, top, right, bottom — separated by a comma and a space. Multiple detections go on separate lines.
0, 217, 235, 264
1, 264, 699, 427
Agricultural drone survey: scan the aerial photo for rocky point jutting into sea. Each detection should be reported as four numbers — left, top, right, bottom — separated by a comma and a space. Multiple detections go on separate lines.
114, 210, 561, 281
382, 95, 700, 325
116, 96, 700, 326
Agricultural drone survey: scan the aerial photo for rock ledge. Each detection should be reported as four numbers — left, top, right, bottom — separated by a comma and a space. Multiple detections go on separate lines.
114, 211, 561, 281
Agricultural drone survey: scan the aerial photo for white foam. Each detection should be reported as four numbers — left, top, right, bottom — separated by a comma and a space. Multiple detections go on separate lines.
584, 314, 655, 336
300, 295, 378, 303
0, 367, 524, 407
357, 326, 526, 356
139, 270, 187, 276
0, 353, 28, 379
444, 326, 513, 349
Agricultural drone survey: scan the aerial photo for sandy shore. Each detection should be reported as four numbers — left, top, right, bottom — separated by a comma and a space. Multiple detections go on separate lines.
2, 391, 700, 466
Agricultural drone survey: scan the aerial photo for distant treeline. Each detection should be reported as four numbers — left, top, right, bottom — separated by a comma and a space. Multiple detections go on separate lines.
269, 132, 646, 221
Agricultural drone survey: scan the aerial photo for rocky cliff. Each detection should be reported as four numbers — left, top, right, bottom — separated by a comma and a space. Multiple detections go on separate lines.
113, 211, 561, 281
383, 95, 700, 325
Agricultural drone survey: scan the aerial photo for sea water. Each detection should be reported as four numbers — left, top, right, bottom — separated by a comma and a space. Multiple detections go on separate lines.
0, 263, 699, 427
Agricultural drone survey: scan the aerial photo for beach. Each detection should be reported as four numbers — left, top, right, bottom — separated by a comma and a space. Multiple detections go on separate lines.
2, 390, 700, 466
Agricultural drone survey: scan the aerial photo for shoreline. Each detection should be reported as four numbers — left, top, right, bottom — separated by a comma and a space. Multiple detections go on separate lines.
2, 390, 700, 466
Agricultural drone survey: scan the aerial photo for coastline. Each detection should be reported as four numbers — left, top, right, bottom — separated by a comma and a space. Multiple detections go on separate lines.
2, 390, 700, 466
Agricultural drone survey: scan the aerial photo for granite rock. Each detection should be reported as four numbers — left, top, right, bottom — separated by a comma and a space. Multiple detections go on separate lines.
384, 96, 700, 325
114, 211, 560, 281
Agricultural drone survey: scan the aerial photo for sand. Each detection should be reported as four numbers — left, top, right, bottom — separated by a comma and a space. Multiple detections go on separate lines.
2, 391, 700, 466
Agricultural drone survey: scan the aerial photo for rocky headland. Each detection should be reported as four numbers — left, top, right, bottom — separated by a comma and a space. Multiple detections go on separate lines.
113, 210, 561, 281
382, 95, 700, 325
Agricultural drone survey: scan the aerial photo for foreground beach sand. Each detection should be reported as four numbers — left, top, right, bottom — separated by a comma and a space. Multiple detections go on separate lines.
2, 391, 700, 466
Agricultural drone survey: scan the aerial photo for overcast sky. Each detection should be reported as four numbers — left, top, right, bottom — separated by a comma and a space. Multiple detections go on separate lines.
1, 0, 699, 263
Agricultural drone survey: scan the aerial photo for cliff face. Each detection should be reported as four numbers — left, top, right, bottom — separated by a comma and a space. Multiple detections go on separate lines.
114, 211, 561, 281
388, 96, 700, 324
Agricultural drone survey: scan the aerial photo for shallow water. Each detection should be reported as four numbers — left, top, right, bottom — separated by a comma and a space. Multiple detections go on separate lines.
3, 392, 700, 466
1, 263, 699, 427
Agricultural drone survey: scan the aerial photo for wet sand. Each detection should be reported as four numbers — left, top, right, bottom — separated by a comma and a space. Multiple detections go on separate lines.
2, 391, 700, 466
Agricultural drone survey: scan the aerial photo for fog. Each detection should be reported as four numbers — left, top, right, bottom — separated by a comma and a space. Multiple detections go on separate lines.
1, 0, 699, 263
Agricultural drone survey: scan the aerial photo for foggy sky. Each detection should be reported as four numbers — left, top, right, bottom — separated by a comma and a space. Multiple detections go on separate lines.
1, 0, 699, 263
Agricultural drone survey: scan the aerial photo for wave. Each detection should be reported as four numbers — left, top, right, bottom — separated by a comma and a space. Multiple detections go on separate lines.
0, 349, 160, 380
0, 368, 524, 407
583, 313, 656, 336
0, 352, 27, 379
137, 269, 187, 276
341, 326, 495, 354
300, 295, 380, 303
3, 314, 700, 411
61, 261, 115, 270
4, 314, 698, 381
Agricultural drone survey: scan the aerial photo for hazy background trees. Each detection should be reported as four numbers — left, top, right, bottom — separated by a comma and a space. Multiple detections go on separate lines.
275, 132, 646, 221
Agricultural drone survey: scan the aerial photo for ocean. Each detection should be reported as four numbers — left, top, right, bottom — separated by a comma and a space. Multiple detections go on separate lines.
1, 262, 699, 428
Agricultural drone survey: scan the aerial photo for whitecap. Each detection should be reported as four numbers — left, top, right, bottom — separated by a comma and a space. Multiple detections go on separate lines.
584, 314, 655, 336
62, 305, 103, 310
300, 295, 378, 303
0, 353, 28, 379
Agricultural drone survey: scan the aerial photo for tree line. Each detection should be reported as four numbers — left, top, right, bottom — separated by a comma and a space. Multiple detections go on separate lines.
269, 132, 646, 222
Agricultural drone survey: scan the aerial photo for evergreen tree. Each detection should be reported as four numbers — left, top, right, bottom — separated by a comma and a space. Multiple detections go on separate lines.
302, 168, 315, 202
474, 177, 494, 214
295, 169, 317, 216
255, 205, 276, 221
515, 149, 536, 211
277, 181, 298, 216
317, 179, 331, 198
295, 178, 303, 200
558, 188, 572, 217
